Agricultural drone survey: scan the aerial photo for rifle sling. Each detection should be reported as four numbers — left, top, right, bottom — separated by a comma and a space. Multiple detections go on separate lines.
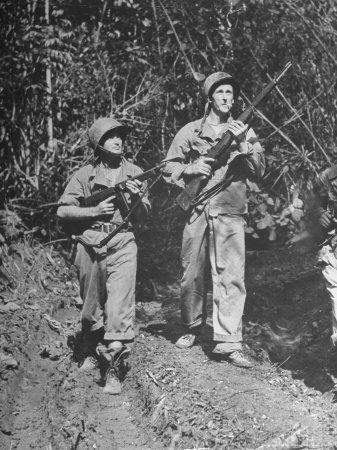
74, 171, 162, 249
191, 172, 236, 207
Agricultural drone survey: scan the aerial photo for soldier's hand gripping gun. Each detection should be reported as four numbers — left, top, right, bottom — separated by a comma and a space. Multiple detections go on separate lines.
68, 160, 166, 248
175, 62, 292, 212
81, 161, 166, 208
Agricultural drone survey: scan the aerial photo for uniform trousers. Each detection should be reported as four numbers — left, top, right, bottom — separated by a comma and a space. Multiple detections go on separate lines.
181, 209, 246, 353
74, 230, 137, 342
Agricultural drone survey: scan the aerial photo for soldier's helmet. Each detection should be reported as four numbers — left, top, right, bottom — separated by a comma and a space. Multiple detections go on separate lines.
203, 72, 240, 99
88, 117, 129, 151
320, 165, 337, 195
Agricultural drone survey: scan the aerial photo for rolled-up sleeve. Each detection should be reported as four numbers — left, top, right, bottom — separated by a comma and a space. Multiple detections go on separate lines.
59, 172, 85, 206
243, 128, 265, 182
163, 126, 192, 188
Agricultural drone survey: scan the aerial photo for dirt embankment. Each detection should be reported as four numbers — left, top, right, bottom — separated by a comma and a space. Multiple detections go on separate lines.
1, 240, 337, 449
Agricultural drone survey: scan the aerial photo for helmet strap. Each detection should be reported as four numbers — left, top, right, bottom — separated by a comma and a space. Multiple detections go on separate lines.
97, 145, 123, 167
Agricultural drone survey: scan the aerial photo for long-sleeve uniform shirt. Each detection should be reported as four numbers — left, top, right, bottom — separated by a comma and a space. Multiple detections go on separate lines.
163, 116, 265, 347
163, 117, 265, 214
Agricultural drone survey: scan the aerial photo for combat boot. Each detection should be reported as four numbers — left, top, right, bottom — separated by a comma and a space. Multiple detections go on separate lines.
97, 344, 131, 395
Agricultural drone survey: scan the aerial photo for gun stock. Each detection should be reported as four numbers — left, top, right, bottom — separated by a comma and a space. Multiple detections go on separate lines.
176, 62, 292, 211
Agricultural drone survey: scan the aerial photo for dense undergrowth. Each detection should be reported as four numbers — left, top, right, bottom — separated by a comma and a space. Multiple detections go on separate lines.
2, 0, 337, 256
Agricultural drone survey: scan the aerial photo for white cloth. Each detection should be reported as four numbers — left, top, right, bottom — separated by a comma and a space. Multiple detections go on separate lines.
319, 245, 337, 345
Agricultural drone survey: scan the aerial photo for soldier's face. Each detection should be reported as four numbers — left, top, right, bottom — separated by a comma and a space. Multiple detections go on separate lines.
211, 84, 234, 115
102, 132, 123, 155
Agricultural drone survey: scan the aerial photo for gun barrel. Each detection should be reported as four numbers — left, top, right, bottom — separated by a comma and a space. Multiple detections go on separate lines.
274, 61, 292, 83
82, 160, 166, 207
127, 160, 167, 183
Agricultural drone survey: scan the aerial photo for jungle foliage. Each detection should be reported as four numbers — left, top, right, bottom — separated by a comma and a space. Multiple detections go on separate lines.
1, 0, 337, 246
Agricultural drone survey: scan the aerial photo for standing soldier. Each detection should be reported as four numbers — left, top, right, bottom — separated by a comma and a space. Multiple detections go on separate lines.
312, 165, 337, 348
57, 117, 150, 394
163, 72, 265, 368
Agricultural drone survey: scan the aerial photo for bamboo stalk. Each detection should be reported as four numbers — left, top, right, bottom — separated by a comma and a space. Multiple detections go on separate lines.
161, 92, 169, 151
152, 0, 163, 71
249, 49, 331, 163
45, 0, 53, 152
157, 0, 204, 81
285, 0, 337, 67
96, 52, 114, 114
254, 107, 319, 177
95, 0, 108, 44
248, 103, 300, 155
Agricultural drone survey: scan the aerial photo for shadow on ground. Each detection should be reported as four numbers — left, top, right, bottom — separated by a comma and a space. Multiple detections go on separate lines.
139, 244, 337, 398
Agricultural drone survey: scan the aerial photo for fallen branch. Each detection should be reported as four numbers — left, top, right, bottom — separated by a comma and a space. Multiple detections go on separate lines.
229, 429, 244, 446
71, 420, 85, 450
276, 355, 292, 369
146, 369, 160, 386
255, 424, 307, 450
227, 387, 262, 400
43, 238, 69, 246
151, 394, 166, 425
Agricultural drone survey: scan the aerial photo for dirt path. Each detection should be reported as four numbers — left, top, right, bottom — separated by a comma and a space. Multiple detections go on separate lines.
0, 244, 157, 450
127, 245, 337, 448
1, 243, 337, 449
1, 347, 156, 449
0, 305, 157, 450
130, 302, 337, 449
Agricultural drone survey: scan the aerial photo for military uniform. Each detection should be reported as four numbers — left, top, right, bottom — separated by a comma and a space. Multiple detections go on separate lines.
163, 73, 265, 356
58, 118, 150, 344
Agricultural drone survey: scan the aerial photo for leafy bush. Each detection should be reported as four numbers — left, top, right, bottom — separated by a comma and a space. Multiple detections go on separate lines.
1, 0, 337, 252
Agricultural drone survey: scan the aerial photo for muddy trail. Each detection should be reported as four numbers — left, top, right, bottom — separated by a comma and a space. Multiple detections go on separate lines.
1, 240, 337, 449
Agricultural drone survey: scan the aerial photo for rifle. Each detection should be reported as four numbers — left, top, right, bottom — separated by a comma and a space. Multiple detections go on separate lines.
81, 161, 166, 207
175, 61, 292, 212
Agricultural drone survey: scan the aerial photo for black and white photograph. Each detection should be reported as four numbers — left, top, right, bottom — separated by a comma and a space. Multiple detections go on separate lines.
1, 0, 337, 448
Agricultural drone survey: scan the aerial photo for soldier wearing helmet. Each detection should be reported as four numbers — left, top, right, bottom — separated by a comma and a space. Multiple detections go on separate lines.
57, 117, 150, 394
163, 72, 265, 368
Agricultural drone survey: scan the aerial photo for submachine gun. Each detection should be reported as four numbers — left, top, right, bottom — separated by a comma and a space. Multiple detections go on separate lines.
80, 160, 166, 210
175, 61, 292, 212
63, 161, 166, 248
